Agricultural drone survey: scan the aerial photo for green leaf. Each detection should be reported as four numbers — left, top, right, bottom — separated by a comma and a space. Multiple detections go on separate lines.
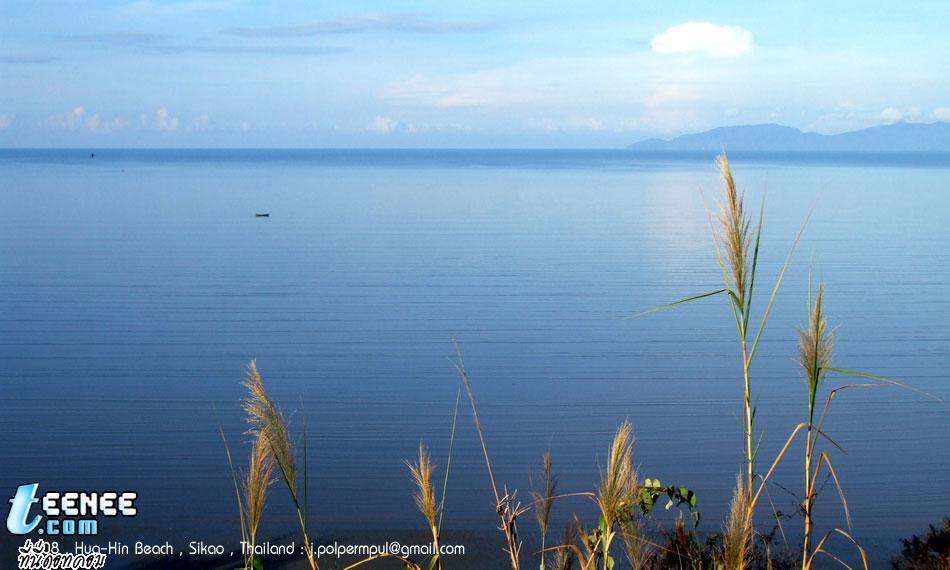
748, 213, 809, 363
625, 289, 727, 319
437, 386, 463, 532
606, 554, 615, 570
824, 367, 940, 401
743, 199, 765, 336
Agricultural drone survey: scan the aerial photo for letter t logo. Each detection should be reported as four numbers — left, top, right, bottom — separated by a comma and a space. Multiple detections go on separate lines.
7, 484, 41, 534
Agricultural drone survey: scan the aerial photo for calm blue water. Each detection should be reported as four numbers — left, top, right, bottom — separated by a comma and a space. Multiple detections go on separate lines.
1, 149, 948, 568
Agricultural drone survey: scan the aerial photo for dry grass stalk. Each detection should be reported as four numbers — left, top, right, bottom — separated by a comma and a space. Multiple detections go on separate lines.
532, 452, 558, 570
408, 443, 438, 526
618, 512, 650, 570
597, 421, 637, 531
244, 361, 297, 498
723, 473, 752, 570
244, 430, 275, 569
341, 553, 423, 570
242, 360, 319, 570
407, 443, 442, 570
452, 340, 527, 570
551, 523, 577, 570
595, 421, 638, 570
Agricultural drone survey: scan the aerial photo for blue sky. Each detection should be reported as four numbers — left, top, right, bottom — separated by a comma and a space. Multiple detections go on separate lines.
1, 0, 949, 147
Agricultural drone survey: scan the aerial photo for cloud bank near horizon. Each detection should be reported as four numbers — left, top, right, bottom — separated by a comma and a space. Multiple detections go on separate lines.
2, 2, 949, 147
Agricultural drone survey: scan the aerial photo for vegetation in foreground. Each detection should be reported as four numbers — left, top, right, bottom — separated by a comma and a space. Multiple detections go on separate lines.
890, 518, 950, 569
221, 154, 941, 570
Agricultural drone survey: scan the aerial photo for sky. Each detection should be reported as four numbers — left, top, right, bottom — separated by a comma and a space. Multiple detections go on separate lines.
1, 0, 949, 148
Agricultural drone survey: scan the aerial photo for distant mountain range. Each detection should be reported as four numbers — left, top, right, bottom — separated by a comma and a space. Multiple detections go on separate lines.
628, 122, 950, 152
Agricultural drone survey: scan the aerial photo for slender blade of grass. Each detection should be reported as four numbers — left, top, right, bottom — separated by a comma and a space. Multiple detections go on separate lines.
451, 340, 500, 504
624, 289, 727, 319
815, 549, 857, 570
816, 429, 847, 454
824, 367, 942, 401
817, 453, 852, 530
437, 386, 462, 532
752, 422, 807, 509
832, 529, 869, 570
747, 212, 810, 363
743, 199, 765, 337
302, 399, 309, 536
218, 424, 248, 546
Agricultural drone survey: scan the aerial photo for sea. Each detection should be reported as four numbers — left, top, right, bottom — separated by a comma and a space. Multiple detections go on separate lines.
1, 149, 948, 568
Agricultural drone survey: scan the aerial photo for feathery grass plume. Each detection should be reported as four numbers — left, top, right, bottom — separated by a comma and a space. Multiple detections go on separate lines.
242, 360, 319, 570
595, 421, 638, 570
407, 443, 442, 570
408, 443, 438, 526
243, 361, 296, 497
717, 152, 751, 312
800, 284, 833, 425
532, 452, 557, 570
723, 473, 752, 570
799, 283, 831, 569
597, 421, 637, 530
244, 429, 275, 568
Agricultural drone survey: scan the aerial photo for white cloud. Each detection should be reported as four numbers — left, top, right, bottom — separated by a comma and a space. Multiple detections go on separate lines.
0, 114, 11, 129
85, 114, 128, 133
366, 115, 400, 133
61, 106, 87, 129
151, 107, 179, 131
651, 22, 752, 56
523, 117, 606, 132
139, 108, 181, 131
380, 42, 938, 137
931, 107, 950, 121
878, 107, 903, 122
192, 114, 210, 130
53, 106, 128, 132
878, 106, 921, 123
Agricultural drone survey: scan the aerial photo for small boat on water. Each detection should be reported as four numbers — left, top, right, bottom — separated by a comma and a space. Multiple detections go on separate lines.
255, 213, 270, 218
